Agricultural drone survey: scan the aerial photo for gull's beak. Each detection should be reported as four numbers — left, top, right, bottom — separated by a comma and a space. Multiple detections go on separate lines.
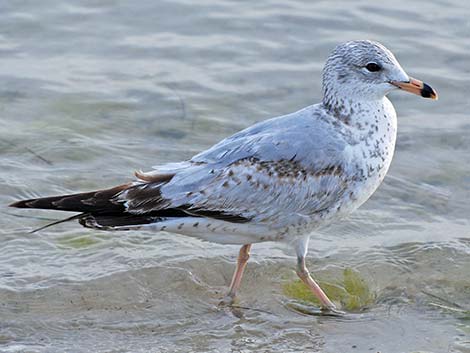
390, 77, 438, 100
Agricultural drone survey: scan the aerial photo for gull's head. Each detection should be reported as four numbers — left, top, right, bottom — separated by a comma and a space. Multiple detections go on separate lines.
322, 40, 437, 104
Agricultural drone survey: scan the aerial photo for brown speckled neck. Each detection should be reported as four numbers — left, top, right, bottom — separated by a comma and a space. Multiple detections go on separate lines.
322, 95, 355, 125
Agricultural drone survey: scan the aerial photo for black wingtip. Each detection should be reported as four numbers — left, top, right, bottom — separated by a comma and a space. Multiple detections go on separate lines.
9, 200, 30, 208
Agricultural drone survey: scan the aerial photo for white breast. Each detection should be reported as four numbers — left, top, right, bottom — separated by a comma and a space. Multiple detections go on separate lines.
342, 97, 398, 213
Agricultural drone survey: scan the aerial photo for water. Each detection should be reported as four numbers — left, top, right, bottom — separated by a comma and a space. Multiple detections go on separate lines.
1, 1, 469, 352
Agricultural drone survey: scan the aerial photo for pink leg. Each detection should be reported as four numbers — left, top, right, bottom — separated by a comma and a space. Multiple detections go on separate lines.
223, 244, 251, 303
296, 256, 337, 311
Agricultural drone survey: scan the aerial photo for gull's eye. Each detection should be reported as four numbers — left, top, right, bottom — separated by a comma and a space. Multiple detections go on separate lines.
365, 62, 382, 72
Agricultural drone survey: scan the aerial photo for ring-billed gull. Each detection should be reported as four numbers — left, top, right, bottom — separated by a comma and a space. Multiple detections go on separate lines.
10, 40, 437, 312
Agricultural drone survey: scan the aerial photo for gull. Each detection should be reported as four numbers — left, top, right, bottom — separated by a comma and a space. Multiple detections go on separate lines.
10, 40, 437, 313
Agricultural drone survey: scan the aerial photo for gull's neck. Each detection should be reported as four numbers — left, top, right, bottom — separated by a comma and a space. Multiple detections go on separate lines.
322, 90, 393, 130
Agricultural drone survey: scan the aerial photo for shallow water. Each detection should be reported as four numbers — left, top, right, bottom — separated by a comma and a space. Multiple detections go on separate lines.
1, 1, 469, 352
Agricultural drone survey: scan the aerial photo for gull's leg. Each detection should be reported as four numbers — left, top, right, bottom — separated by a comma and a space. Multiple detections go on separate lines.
294, 235, 339, 312
296, 255, 337, 311
221, 244, 252, 304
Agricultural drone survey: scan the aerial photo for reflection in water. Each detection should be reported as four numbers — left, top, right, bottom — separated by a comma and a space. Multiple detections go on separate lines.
0, 0, 469, 352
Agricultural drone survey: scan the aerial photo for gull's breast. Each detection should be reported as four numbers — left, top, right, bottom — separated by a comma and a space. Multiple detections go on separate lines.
340, 98, 398, 214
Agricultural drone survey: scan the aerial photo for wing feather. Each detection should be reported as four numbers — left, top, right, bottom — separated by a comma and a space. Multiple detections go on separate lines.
119, 105, 353, 229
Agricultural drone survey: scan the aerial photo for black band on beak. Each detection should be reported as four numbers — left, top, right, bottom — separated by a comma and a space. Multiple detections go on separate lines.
421, 82, 435, 98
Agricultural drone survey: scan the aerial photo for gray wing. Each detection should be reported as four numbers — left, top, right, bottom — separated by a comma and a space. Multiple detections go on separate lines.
121, 105, 353, 229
